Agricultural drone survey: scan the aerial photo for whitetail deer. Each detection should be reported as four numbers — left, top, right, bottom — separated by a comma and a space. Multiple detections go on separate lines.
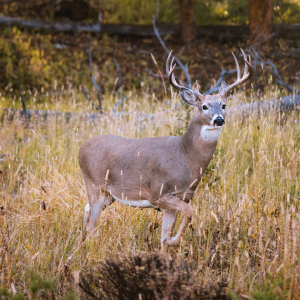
79, 49, 252, 250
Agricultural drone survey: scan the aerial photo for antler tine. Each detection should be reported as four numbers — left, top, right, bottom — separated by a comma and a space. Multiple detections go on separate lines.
166, 51, 172, 75
232, 52, 241, 80
220, 48, 253, 96
240, 48, 248, 77
196, 80, 200, 92
166, 51, 185, 90
243, 53, 252, 79
169, 61, 182, 90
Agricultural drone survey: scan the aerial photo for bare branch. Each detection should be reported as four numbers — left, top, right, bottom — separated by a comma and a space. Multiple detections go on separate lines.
113, 59, 122, 102
112, 96, 127, 113
16, 81, 26, 115
112, 59, 126, 113
152, 14, 192, 87
87, 49, 102, 112
80, 86, 98, 110
247, 49, 300, 94
146, 69, 167, 78
151, 53, 167, 94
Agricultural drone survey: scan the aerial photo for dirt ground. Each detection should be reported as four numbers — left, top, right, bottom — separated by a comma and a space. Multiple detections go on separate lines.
1, 27, 299, 99
54, 32, 300, 93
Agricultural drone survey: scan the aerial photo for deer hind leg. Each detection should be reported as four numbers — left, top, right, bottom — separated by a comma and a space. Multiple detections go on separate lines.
150, 195, 193, 249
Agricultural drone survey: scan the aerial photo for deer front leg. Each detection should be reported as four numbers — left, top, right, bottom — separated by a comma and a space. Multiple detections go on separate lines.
150, 194, 193, 250
84, 195, 114, 232
161, 210, 178, 252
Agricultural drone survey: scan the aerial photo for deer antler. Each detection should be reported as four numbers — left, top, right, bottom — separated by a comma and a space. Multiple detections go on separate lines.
220, 48, 253, 96
166, 51, 184, 90
166, 51, 204, 99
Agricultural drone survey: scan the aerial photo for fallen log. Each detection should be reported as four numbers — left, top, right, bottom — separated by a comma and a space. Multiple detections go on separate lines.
0, 16, 177, 36
0, 16, 300, 40
2, 94, 300, 122
229, 94, 300, 116
2, 108, 103, 122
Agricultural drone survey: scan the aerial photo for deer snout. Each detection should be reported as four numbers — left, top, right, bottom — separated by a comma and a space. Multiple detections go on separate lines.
213, 116, 225, 127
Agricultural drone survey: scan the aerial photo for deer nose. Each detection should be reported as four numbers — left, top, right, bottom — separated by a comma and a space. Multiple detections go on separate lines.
213, 117, 225, 126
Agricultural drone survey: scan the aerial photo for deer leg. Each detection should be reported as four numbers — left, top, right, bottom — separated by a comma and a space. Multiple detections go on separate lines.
83, 179, 99, 232
150, 195, 193, 248
161, 210, 178, 252
83, 179, 114, 232
84, 195, 114, 232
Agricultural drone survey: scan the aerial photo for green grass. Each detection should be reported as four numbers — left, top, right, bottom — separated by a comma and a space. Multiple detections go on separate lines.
0, 84, 300, 299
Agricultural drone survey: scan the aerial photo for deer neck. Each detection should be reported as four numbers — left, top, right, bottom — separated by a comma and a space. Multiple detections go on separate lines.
181, 112, 221, 177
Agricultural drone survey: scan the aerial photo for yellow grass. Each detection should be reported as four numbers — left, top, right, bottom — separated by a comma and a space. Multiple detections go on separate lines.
0, 85, 300, 299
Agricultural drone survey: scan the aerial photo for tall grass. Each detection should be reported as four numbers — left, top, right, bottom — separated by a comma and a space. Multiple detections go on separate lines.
0, 84, 300, 299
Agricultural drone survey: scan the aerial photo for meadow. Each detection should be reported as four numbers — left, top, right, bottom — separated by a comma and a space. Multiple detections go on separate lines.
0, 82, 300, 299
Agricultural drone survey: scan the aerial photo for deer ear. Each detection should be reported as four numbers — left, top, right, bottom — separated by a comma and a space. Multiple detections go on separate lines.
180, 88, 198, 107
218, 81, 227, 95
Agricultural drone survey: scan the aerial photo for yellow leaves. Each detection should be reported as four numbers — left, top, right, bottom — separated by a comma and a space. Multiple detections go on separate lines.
12, 27, 20, 35
0, 96, 10, 110
29, 53, 48, 74
214, 51, 222, 58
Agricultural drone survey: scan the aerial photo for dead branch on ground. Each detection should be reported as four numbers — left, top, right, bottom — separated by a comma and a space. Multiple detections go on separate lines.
112, 59, 126, 113
246, 49, 300, 94
16, 81, 26, 115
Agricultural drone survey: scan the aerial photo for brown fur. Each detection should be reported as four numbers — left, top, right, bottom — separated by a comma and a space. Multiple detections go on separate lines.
79, 96, 225, 245
79, 50, 252, 250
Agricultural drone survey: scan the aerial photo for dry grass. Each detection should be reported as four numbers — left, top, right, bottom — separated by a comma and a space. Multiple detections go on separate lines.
0, 84, 300, 299
79, 252, 228, 300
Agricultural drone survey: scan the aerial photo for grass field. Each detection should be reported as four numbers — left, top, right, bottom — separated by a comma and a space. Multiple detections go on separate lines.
0, 84, 300, 299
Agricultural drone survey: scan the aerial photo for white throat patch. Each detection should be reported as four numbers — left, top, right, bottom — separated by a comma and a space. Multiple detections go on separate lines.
201, 125, 222, 142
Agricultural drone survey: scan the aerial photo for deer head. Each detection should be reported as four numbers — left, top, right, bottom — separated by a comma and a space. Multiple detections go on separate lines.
166, 49, 252, 128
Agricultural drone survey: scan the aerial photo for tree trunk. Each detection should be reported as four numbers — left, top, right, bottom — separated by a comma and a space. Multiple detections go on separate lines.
178, 0, 195, 44
248, 0, 272, 49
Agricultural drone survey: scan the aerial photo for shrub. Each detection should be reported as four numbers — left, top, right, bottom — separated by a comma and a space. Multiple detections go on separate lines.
79, 252, 229, 300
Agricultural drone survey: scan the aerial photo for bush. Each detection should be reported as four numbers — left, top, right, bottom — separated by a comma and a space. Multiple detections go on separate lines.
79, 252, 229, 300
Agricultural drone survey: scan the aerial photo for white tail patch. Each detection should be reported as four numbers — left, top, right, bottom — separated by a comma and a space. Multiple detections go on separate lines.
201, 125, 222, 142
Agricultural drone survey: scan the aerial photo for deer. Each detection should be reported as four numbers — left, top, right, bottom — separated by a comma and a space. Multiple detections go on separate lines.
79, 49, 252, 251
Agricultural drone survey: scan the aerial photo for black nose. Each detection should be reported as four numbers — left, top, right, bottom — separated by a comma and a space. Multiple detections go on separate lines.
213, 117, 225, 126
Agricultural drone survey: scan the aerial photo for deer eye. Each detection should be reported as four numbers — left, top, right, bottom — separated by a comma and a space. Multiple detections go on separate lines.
222, 104, 226, 109
202, 105, 208, 110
